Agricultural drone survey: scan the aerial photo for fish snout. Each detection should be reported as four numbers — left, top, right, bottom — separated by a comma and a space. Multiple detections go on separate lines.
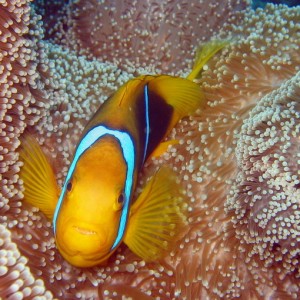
56, 220, 111, 267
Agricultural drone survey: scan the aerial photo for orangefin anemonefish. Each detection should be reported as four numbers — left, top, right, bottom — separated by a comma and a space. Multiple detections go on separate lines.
19, 40, 228, 267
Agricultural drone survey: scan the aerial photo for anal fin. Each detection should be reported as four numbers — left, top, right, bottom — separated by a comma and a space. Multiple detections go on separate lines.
150, 139, 179, 158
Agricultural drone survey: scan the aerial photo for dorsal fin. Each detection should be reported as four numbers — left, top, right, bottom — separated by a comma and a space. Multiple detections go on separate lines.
147, 75, 204, 123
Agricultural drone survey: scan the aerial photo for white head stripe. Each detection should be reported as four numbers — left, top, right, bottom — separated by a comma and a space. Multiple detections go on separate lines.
53, 125, 135, 249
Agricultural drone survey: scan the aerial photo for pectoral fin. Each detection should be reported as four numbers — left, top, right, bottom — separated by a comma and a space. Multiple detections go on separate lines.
19, 135, 59, 219
124, 167, 187, 262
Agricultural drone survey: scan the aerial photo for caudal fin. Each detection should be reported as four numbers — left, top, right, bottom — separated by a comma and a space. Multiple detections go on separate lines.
187, 39, 230, 81
19, 136, 59, 219
146, 40, 229, 125
124, 167, 187, 261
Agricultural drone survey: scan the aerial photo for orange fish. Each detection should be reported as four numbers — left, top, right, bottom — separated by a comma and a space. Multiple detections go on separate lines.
19, 40, 228, 267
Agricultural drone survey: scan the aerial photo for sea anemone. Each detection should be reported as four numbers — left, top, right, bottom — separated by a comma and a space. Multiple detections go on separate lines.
35, 0, 249, 74
1, 1, 299, 299
165, 3, 300, 298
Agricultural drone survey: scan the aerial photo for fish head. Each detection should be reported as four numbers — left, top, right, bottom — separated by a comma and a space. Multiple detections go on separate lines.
55, 136, 129, 267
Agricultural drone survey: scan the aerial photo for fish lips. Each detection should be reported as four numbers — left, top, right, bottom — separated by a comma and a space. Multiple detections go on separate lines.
55, 219, 113, 267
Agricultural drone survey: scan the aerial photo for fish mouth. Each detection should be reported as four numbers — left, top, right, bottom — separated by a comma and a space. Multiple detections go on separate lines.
73, 226, 97, 235
56, 221, 113, 267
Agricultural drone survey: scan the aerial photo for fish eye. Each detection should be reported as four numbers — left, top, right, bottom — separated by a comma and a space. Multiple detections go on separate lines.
66, 181, 72, 192
114, 193, 125, 211
118, 193, 124, 205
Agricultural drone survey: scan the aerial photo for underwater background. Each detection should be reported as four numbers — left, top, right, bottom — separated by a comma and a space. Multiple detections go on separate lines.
0, 0, 299, 299
252, 0, 300, 8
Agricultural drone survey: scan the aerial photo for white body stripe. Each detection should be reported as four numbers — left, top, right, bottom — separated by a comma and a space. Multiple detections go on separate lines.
143, 85, 150, 163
